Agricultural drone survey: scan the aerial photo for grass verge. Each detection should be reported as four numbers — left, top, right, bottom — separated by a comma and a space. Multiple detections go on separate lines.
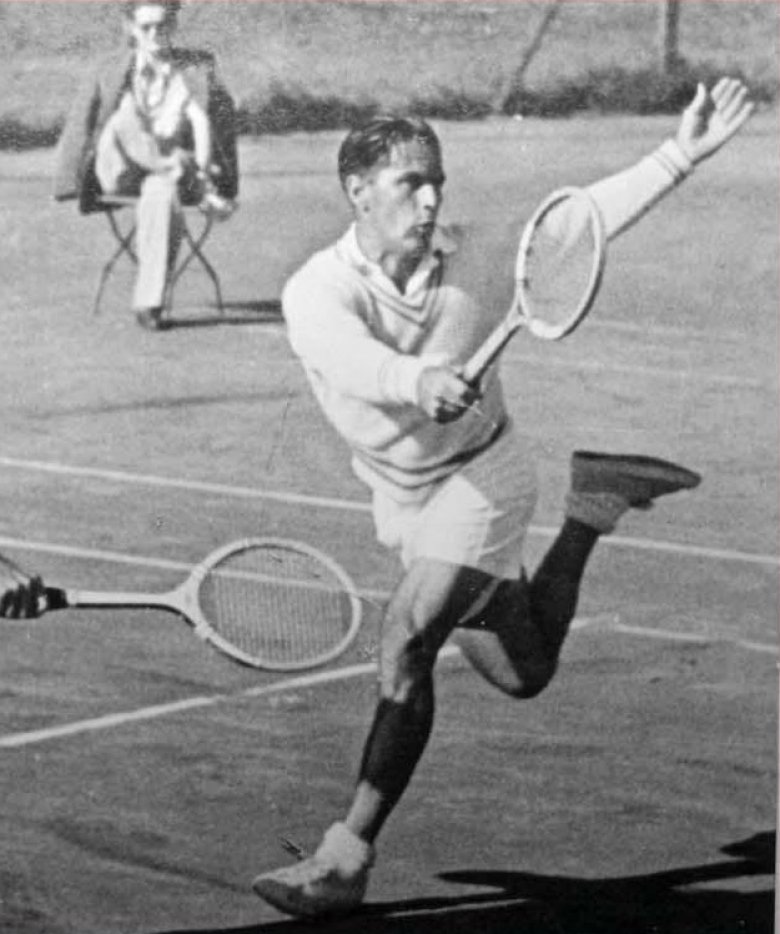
0, 60, 774, 152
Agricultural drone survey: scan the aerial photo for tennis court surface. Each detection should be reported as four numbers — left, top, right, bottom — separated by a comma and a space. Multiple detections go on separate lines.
0, 113, 776, 933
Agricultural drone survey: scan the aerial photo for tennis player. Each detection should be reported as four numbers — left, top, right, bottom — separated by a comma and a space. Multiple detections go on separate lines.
0, 555, 44, 619
253, 78, 753, 918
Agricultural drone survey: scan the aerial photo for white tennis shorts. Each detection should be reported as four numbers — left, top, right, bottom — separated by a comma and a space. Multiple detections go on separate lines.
371, 424, 538, 581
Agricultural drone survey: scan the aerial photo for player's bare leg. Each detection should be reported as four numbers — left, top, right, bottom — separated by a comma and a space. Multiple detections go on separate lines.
252, 559, 490, 917
345, 560, 500, 841
453, 522, 596, 695
455, 451, 701, 693
252, 451, 700, 918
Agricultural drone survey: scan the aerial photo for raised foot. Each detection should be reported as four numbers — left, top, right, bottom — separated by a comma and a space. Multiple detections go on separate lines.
571, 451, 701, 507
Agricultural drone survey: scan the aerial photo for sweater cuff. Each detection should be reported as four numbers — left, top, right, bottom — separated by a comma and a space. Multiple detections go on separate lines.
654, 139, 694, 182
379, 353, 447, 406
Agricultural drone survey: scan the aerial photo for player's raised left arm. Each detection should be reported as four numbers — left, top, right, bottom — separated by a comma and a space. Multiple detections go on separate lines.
676, 77, 755, 166
587, 76, 754, 240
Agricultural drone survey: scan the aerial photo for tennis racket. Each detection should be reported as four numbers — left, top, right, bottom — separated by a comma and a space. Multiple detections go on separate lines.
462, 186, 607, 385
39, 538, 363, 672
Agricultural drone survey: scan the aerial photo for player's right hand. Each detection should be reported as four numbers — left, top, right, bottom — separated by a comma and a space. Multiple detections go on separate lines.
0, 555, 45, 619
417, 365, 480, 423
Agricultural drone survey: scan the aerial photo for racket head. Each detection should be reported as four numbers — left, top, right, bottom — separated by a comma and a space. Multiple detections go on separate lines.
516, 186, 606, 341
189, 538, 363, 672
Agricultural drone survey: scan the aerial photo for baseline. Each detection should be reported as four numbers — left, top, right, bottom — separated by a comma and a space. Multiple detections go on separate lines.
0, 458, 775, 568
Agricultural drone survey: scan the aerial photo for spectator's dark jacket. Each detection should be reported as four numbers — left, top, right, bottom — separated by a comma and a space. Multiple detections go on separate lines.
53, 47, 239, 213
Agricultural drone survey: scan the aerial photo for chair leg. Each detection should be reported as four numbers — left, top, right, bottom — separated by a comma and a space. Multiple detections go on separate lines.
93, 202, 226, 320
167, 213, 224, 315
93, 211, 137, 316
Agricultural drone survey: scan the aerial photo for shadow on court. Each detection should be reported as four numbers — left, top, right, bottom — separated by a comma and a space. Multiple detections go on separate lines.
162, 300, 283, 329
155, 833, 774, 934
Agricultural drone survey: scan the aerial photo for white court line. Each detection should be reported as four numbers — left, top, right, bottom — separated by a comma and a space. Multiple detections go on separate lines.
586, 318, 752, 342
0, 455, 776, 567
0, 647, 453, 750
0, 657, 382, 749
0, 455, 372, 514
502, 353, 770, 390
0, 536, 389, 606
606, 621, 777, 656
0, 617, 775, 750
0, 460, 774, 749
580, 531, 780, 568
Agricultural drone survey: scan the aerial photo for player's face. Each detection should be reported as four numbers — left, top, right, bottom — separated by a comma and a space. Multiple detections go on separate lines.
355, 139, 445, 262
129, 4, 175, 61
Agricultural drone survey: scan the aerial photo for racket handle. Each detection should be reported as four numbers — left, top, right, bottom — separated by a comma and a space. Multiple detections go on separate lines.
463, 322, 518, 385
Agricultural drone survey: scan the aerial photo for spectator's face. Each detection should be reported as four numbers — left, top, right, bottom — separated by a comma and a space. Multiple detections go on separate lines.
129, 4, 175, 61
349, 139, 445, 263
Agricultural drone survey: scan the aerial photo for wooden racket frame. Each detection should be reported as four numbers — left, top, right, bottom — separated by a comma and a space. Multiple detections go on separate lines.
44, 538, 364, 672
463, 186, 607, 385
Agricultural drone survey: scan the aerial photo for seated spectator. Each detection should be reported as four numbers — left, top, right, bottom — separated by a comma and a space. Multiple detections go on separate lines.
54, 0, 238, 330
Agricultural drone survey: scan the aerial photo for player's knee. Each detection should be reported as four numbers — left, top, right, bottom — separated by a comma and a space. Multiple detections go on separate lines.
379, 618, 438, 701
384, 628, 437, 677
489, 654, 558, 700
506, 666, 555, 699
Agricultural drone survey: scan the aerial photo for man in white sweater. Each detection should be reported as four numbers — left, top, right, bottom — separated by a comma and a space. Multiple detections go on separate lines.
254, 78, 752, 918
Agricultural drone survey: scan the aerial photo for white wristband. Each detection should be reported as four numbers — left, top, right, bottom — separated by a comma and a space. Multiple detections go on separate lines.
655, 139, 694, 182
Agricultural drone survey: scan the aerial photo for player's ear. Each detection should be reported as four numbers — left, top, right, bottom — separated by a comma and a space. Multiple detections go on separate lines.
344, 173, 372, 215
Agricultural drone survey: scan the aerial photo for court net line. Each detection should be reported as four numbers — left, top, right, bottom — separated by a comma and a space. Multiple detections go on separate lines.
0, 456, 776, 568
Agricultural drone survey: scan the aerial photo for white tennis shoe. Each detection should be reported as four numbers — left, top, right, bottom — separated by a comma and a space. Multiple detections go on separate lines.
252, 822, 375, 918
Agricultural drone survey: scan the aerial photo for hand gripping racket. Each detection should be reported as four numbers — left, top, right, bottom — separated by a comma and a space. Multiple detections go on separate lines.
40, 538, 363, 672
463, 186, 607, 385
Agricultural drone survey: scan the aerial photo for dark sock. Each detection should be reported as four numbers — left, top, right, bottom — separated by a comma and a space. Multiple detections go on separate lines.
358, 682, 434, 806
529, 518, 600, 659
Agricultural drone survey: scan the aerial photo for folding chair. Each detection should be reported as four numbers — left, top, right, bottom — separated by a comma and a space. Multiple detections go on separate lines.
92, 194, 225, 319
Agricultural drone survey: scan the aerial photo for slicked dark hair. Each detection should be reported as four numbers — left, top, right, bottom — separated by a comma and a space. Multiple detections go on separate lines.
337, 115, 441, 189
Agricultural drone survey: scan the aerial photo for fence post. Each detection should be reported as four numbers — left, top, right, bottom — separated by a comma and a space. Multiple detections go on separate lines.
495, 0, 566, 113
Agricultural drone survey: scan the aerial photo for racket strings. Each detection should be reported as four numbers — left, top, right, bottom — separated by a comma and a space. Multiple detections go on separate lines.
197, 546, 354, 666
522, 196, 600, 332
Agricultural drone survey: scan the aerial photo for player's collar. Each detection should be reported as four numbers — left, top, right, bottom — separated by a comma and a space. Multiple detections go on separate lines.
340, 223, 455, 298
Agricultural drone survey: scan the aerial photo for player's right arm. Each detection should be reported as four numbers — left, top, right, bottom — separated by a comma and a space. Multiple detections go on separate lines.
283, 264, 476, 420
416, 366, 480, 423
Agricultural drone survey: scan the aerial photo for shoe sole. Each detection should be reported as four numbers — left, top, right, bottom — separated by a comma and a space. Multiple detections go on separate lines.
135, 310, 167, 331
253, 877, 363, 920
252, 878, 314, 918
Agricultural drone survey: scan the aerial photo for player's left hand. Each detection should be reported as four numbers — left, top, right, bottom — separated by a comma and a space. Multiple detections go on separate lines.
0, 554, 45, 618
676, 77, 754, 165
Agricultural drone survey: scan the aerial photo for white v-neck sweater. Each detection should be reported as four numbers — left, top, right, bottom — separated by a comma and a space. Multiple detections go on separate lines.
283, 140, 693, 500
